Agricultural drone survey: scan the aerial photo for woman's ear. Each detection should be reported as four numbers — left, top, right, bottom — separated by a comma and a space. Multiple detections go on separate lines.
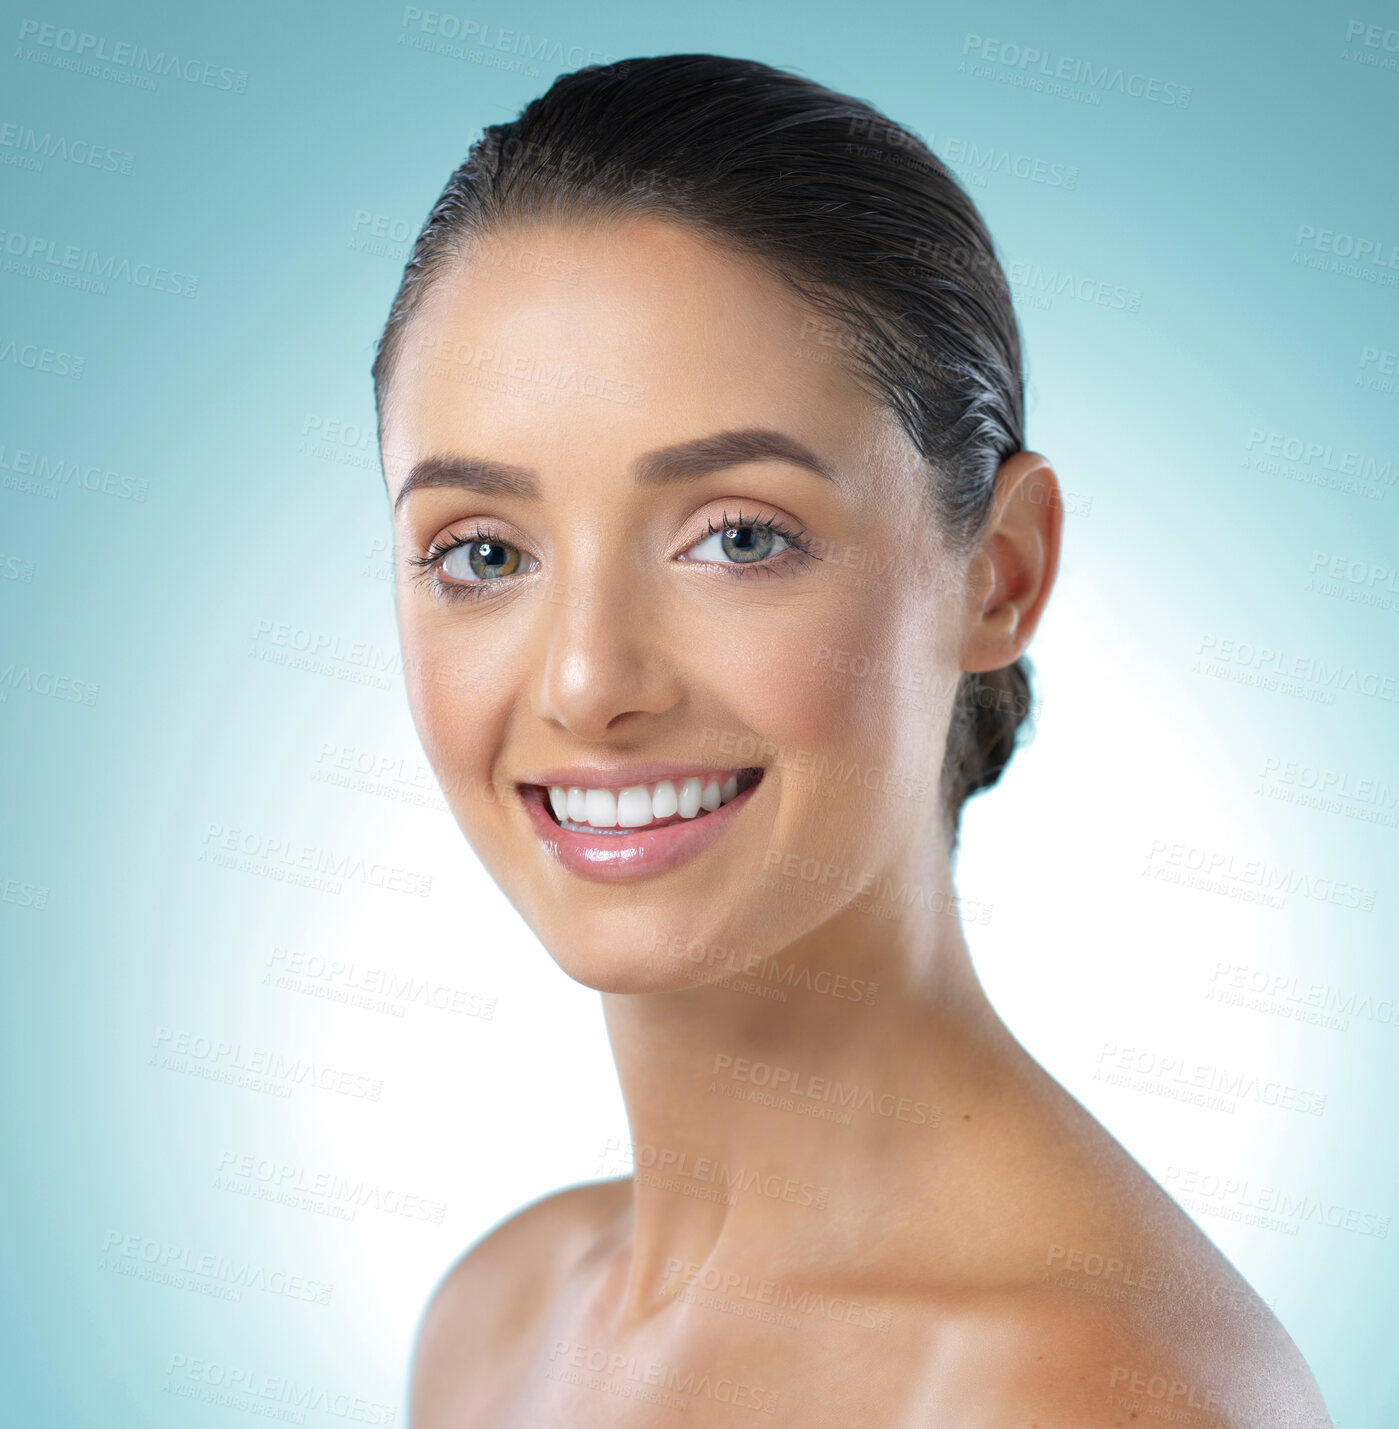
959, 450, 1064, 674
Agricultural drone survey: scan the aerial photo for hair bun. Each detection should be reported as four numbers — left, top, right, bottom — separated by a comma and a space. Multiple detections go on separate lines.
941, 658, 1035, 844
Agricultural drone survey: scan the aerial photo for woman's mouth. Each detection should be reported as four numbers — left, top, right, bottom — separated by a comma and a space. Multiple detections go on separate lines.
517, 768, 765, 881
547, 769, 760, 833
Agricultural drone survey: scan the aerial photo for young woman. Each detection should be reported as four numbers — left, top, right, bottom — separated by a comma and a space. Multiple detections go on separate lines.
372, 53, 1332, 1428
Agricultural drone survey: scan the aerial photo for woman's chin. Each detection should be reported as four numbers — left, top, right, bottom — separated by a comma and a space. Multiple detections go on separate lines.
544, 932, 745, 996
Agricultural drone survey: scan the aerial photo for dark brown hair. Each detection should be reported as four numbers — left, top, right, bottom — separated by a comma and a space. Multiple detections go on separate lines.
373, 53, 1036, 849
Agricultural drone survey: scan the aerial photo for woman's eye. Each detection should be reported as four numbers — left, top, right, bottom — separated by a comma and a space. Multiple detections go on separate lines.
684, 522, 791, 565
441, 539, 536, 582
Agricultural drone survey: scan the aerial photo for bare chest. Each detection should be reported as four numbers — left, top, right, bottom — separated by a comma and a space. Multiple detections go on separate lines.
461, 1281, 946, 1429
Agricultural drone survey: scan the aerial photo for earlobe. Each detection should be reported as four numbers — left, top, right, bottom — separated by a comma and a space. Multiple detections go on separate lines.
958, 450, 1063, 675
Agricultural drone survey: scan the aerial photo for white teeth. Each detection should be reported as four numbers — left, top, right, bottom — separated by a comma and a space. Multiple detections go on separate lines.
545, 771, 752, 830
617, 785, 654, 828
584, 788, 618, 827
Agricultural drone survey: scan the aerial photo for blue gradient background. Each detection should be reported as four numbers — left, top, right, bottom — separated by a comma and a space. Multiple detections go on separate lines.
2, 1, 1395, 1423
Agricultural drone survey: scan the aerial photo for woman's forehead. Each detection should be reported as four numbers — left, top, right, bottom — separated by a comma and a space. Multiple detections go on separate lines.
381, 219, 906, 494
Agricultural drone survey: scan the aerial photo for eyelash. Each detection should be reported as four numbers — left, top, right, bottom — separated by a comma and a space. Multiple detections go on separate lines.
688, 507, 820, 582
406, 523, 507, 603
407, 507, 820, 603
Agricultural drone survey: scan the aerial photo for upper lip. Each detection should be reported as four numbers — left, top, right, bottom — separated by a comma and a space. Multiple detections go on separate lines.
516, 762, 762, 791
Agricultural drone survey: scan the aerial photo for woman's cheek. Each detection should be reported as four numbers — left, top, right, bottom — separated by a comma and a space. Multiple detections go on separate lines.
401, 629, 504, 827
773, 589, 906, 750
790, 594, 937, 847
701, 591, 893, 788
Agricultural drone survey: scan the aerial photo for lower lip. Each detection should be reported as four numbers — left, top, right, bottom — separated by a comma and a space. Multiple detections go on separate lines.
519, 776, 763, 883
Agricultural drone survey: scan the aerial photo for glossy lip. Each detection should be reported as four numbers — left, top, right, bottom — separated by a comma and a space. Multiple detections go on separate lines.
519, 770, 764, 883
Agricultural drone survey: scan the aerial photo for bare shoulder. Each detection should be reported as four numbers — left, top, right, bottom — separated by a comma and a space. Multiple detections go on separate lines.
938, 1276, 1334, 1428
409, 1176, 629, 1427
935, 1048, 1336, 1424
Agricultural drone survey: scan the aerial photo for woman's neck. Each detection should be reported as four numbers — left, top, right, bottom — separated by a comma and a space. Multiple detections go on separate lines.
598, 858, 1015, 1332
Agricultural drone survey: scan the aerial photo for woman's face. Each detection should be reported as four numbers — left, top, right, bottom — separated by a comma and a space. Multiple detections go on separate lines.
381, 216, 974, 992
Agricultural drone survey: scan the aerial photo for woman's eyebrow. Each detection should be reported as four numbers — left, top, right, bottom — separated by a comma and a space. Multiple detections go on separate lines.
392, 453, 536, 513
392, 427, 835, 514
633, 427, 836, 487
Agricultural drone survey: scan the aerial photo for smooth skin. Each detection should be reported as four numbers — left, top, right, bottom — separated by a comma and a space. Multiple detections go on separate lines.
380, 215, 1332, 1427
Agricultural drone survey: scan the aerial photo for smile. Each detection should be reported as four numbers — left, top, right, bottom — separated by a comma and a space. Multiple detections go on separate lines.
547, 770, 759, 832
517, 768, 765, 881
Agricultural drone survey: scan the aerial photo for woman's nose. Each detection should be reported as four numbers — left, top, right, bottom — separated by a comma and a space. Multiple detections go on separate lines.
528, 565, 684, 741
